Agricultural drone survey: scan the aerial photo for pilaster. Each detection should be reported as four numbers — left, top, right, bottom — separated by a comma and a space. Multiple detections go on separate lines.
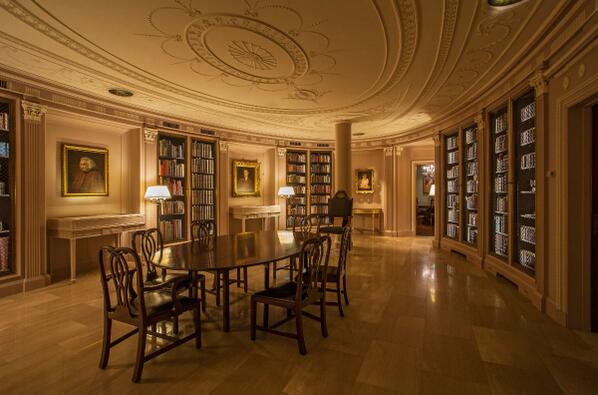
21, 100, 49, 290
218, 141, 230, 235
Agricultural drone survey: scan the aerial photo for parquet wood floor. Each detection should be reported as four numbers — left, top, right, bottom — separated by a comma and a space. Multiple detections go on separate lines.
0, 235, 597, 394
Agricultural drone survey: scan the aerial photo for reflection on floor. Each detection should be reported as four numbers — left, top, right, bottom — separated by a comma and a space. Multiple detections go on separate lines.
416, 223, 434, 236
0, 235, 597, 393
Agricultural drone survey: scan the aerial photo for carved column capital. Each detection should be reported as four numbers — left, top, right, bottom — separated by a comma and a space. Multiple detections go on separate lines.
432, 134, 441, 147
473, 112, 485, 130
219, 140, 229, 152
529, 70, 549, 96
21, 100, 46, 123
394, 146, 403, 157
277, 147, 287, 157
384, 146, 393, 156
143, 127, 158, 143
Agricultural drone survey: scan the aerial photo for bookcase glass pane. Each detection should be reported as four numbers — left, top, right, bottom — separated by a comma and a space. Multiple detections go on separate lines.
0, 101, 11, 274
191, 139, 216, 234
514, 91, 536, 275
286, 150, 307, 227
462, 124, 479, 246
490, 108, 509, 260
158, 134, 186, 243
445, 131, 459, 239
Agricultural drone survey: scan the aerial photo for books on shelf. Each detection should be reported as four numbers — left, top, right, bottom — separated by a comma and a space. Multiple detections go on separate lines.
0, 142, 9, 158
494, 214, 507, 234
466, 227, 478, 245
192, 141, 214, 158
159, 139, 184, 158
192, 205, 214, 221
160, 219, 183, 242
161, 178, 184, 196
311, 184, 331, 194
521, 152, 536, 170
311, 195, 329, 204
446, 136, 458, 150
287, 164, 306, 173
192, 189, 214, 205
191, 158, 214, 174
159, 160, 185, 177
495, 113, 507, 134
192, 174, 214, 189
521, 127, 535, 146
520, 102, 536, 122
446, 165, 459, 179
311, 174, 331, 184
311, 205, 329, 215
287, 152, 306, 163
0, 113, 8, 131
447, 223, 458, 239
520, 249, 535, 270
311, 164, 331, 173
520, 225, 536, 245
447, 151, 458, 165
311, 153, 331, 163
161, 200, 184, 215
287, 174, 306, 184
494, 234, 508, 256
0, 236, 9, 272
292, 185, 306, 195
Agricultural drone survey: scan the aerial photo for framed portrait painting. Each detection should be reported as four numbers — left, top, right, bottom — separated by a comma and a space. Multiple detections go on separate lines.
62, 144, 109, 196
232, 160, 260, 197
355, 168, 374, 194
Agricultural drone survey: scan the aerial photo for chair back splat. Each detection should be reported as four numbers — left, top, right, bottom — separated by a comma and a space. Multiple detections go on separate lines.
131, 228, 163, 282
191, 219, 216, 242
327, 190, 353, 226
297, 236, 332, 300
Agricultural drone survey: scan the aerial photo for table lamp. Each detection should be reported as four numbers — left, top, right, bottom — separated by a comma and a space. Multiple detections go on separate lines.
278, 186, 296, 228
144, 185, 171, 215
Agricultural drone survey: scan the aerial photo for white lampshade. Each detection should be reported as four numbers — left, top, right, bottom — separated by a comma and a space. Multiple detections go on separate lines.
428, 184, 435, 197
278, 186, 295, 198
144, 185, 171, 202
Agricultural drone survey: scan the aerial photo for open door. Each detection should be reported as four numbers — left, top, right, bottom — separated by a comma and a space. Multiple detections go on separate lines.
592, 104, 598, 332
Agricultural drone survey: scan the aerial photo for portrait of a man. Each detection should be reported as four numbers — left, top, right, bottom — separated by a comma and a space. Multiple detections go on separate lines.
62, 144, 108, 196
355, 168, 374, 194
232, 160, 260, 197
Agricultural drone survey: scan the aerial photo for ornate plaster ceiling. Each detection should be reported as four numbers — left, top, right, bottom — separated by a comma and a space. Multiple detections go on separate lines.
0, 0, 564, 140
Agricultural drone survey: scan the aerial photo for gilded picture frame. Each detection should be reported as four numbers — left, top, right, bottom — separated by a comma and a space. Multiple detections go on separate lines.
62, 144, 109, 197
355, 168, 374, 194
232, 160, 260, 197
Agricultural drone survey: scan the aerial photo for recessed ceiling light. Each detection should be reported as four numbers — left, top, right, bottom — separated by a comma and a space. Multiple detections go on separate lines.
108, 88, 133, 97
488, 0, 522, 6
353, 132, 365, 136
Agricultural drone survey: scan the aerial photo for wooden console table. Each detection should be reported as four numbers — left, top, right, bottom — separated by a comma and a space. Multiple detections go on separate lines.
47, 214, 145, 281
230, 205, 281, 233
353, 208, 383, 234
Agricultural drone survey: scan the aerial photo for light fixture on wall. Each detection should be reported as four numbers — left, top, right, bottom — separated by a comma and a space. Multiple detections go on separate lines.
429, 184, 435, 206
144, 185, 171, 215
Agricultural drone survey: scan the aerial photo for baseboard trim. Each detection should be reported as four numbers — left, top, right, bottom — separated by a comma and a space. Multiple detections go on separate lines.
22, 274, 51, 292
545, 297, 567, 326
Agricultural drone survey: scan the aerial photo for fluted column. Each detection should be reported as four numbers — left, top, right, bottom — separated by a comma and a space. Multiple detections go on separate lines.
334, 122, 352, 196
218, 141, 229, 235
21, 100, 49, 290
432, 134, 441, 248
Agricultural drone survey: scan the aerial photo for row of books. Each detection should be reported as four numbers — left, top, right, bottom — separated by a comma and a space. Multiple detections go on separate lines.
496, 196, 508, 212
160, 219, 184, 242
289, 196, 307, 206
521, 127, 535, 146
310, 153, 331, 163
467, 162, 478, 177
447, 179, 458, 193
159, 160, 185, 177
466, 228, 478, 245
191, 190, 214, 205
465, 195, 478, 210
447, 151, 458, 165
465, 127, 477, 144
311, 195, 329, 204
0, 112, 8, 131
161, 178, 184, 196
494, 214, 507, 234
467, 212, 478, 227
495, 113, 507, 134
287, 152, 306, 163
447, 165, 459, 179
448, 208, 459, 223
192, 142, 214, 159
466, 142, 478, 160
521, 152, 536, 170
191, 158, 214, 174
467, 179, 478, 193
495, 174, 507, 193
494, 234, 508, 256
293, 185, 306, 195
0, 236, 9, 272
520, 249, 535, 269
520, 225, 536, 244
311, 164, 331, 173
288, 206, 307, 215
161, 201, 185, 215
311, 184, 331, 194
521, 102, 536, 122
159, 139, 184, 159
311, 205, 329, 214
447, 223, 458, 238
446, 136, 458, 150
287, 174, 306, 184
191, 174, 214, 189
495, 134, 507, 153
311, 174, 331, 184
287, 164, 306, 174
0, 142, 9, 158
192, 205, 214, 221
447, 194, 458, 208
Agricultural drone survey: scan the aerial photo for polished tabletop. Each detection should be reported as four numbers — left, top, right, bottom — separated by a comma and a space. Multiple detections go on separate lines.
151, 230, 311, 271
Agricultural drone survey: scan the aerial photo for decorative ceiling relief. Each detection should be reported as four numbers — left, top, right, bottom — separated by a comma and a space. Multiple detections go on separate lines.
0, 0, 567, 140
142, 1, 335, 104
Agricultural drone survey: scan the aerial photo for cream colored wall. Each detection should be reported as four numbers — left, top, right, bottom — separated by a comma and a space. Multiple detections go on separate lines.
45, 110, 140, 217
352, 149, 385, 230
224, 143, 277, 234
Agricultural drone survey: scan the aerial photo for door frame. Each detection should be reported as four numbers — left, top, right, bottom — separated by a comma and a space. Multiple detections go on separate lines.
411, 160, 435, 236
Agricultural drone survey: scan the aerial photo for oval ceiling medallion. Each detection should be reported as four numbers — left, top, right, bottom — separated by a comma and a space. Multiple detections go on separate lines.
185, 14, 309, 84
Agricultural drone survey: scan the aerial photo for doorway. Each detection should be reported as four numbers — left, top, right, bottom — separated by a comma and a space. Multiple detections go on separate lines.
414, 163, 435, 236
592, 104, 598, 331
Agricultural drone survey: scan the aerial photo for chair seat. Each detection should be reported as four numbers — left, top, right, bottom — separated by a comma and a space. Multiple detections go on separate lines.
318, 265, 340, 282
319, 226, 346, 234
254, 282, 308, 302
131, 291, 196, 317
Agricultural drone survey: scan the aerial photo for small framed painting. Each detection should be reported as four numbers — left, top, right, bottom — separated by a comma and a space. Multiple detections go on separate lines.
232, 160, 260, 197
423, 174, 434, 195
355, 168, 374, 194
62, 144, 108, 196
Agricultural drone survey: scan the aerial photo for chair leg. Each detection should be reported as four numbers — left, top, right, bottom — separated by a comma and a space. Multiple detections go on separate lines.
215, 272, 221, 306
200, 276, 206, 312
236, 268, 241, 287
99, 317, 112, 369
289, 257, 294, 281
295, 308, 307, 355
336, 279, 345, 317
272, 262, 277, 279
342, 275, 350, 305
243, 268, 248, 293
173, 316, 179, 335
263, 303, 269, 329
250, 298, 257, 340
132, 327, 147, 383
320, 296, 329, 338
194, 307, 202, 349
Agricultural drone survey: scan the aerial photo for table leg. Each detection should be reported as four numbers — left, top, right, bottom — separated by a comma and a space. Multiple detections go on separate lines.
69, 239, 77, 282
264, 263, 270, 289
223, 270, 230, 332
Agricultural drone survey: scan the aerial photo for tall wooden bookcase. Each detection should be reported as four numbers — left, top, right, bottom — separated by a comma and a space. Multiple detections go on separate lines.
157, 131, 218, 244
0, 99, 13, 275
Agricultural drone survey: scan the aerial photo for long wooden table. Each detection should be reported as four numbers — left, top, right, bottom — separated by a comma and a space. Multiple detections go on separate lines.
151, 230, 310, 332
